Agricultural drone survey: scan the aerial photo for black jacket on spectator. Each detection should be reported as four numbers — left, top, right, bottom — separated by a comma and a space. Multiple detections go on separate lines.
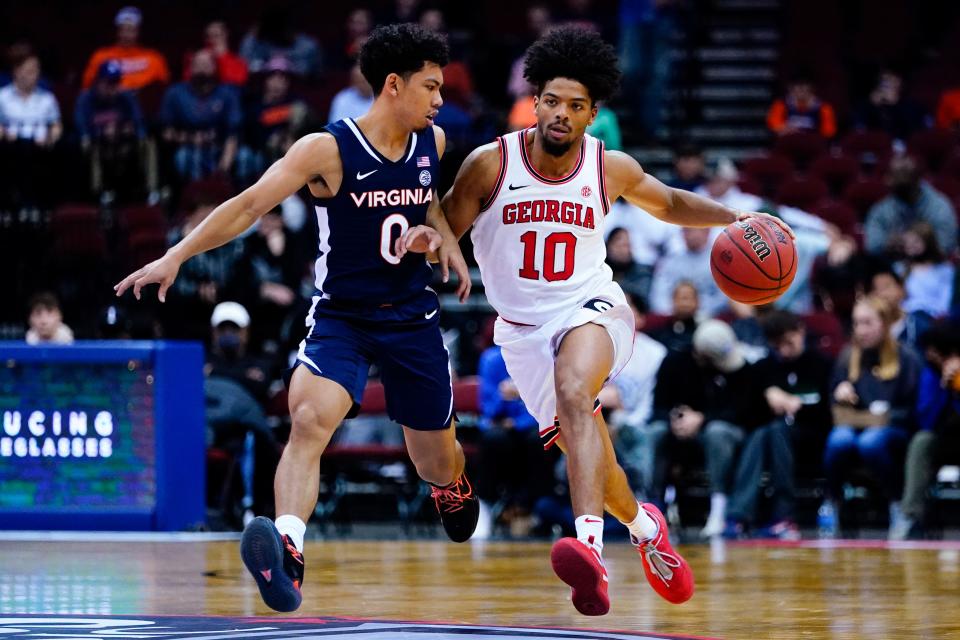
652, 351, 765, 429
752, 349, 834, 431
830, 344, 923, 428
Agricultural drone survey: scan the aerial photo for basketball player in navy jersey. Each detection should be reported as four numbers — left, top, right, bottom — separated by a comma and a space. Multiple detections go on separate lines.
115, 24, 477, 613
441, 26, 793, 614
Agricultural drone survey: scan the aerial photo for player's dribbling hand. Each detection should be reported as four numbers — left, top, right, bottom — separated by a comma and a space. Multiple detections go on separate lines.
114, 254, 182, 303
737, 210, 795, 240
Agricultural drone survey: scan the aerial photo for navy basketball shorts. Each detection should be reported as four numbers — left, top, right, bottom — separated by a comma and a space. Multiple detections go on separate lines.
291, 298, 453, 431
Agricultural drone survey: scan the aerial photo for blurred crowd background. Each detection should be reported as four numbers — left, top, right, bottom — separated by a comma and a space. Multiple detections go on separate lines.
5, 0, 960, 540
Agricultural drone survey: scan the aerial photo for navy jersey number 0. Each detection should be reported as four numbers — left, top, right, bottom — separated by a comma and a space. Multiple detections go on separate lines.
310, 118, 439, 304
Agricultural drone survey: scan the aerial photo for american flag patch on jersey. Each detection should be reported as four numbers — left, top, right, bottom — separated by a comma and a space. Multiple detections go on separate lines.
416, 156, 430, 167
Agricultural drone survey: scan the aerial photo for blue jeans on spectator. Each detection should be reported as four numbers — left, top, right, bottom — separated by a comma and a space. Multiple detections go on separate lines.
823, 425, 909, 500
174, 143, 222, 181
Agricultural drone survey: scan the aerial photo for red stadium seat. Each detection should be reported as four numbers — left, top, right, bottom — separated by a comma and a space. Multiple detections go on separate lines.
774, 131, 828, 170
775, 175, 829, 210
810, 153, 859, 197
127, 229, 168, 268
840, 130, 894, 162
742, 154, 794, 199
801, 311, 847, 359
358, 381, 387, 415
51, 204, 106, 260
843, 178, 890, 218
907, 129, 959, 174
119, 204, 166, 236
811, 200, 859, 235
452, 377, 480, 414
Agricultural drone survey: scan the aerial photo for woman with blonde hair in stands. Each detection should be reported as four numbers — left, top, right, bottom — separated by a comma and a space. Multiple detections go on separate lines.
817, 295, 922, 538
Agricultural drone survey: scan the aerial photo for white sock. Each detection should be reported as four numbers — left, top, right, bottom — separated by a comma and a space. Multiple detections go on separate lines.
708, 493, 727, 522
574, 514, 605, 554
621, 502, 658, 542
275, 514, 306, 553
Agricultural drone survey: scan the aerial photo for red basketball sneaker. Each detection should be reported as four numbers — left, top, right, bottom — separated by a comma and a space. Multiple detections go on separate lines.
550, 537, 610, 616
633, 503, 694, 604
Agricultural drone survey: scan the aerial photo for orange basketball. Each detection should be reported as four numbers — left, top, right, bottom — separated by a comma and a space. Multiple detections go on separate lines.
710, 217, 797, 305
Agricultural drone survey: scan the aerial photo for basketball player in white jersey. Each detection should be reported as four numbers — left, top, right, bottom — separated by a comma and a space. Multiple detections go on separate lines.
442, 26, 793, 615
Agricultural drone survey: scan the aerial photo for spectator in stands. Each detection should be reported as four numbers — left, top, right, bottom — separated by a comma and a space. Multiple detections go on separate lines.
81, 7, 171, 91
234, 207, 303, 354
864, 155, 957, 255
160, 50, 243, 181
605, 227, 652, 300
818, 295, 922, 538
599, 293, 667, 492
163, 181, 245, 339
650, 227, 727, 316
618, 0, 679, 140
475, 341, 550, 538
507, 5, 553, 102
900, 222, 955, 318
604, 198, 684, 266
586, 104, 622, 150
650, 280, 699, 354
240, 7, 322, 78
205, 301, 278, 526
854, 69, 926, 142
696, 157, 763, 212
328, 63, 374, 124
25, 292, 73, 345
74, 60, 153, 203
186, 21, 248, 87
648, 319, 758, 537
869, 265, 934, 349
728, 301, 768, 361
0, 52, 61, 145
726, 311, 832, 539
935, 84, 960, 131
669, 142, 707, 191
342, 8, 373, 66
0, 51, 61, 208
767, 75, 837, 139
238, 56, 310, 182
893, 321, 960, 539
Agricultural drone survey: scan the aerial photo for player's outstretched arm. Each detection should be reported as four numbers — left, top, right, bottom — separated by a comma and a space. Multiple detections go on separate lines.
115, 134, 337, 302
604, 150, 794, 238
440, 142, 501, 240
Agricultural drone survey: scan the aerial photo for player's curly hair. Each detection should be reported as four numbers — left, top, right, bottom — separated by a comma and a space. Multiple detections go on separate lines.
359, 23, 449, 96
523, 25, 621, 104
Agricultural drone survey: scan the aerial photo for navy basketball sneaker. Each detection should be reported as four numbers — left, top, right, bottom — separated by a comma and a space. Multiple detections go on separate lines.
240, 516, 305, 612
430, 472, 480, 543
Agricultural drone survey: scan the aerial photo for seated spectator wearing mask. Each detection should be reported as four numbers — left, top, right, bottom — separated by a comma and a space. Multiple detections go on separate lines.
893, 321, 960, 539
864, 155, 957, 257
818, 295, 922, 538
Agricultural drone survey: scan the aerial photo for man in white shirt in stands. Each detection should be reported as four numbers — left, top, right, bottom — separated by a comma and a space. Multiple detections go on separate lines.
0, 53, 61, 145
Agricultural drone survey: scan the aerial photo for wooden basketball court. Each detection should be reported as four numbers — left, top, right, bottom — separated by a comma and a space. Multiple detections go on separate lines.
2, 535, 959, 639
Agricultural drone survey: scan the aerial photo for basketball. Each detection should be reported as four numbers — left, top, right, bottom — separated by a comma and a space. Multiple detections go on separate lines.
710, 217, 797, 305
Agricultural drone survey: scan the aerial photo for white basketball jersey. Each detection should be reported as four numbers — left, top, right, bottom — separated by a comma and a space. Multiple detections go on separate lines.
471, 129, 614, 326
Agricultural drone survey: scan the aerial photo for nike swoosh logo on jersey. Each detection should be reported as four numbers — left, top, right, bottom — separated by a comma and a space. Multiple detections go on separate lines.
424, 309, 438, 319
508, 183, 529, 190
357, 170, 378, 180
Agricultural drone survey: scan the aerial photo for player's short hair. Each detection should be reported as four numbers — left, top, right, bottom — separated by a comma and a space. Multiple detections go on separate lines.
359, 23, 449, 96
523, 25, 621, 104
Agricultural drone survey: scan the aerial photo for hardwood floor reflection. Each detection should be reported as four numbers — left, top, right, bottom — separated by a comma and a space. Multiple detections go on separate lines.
1, 537, 959, 639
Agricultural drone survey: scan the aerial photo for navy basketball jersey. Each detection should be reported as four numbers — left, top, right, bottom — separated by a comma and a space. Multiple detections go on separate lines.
311, 118, 439, 304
